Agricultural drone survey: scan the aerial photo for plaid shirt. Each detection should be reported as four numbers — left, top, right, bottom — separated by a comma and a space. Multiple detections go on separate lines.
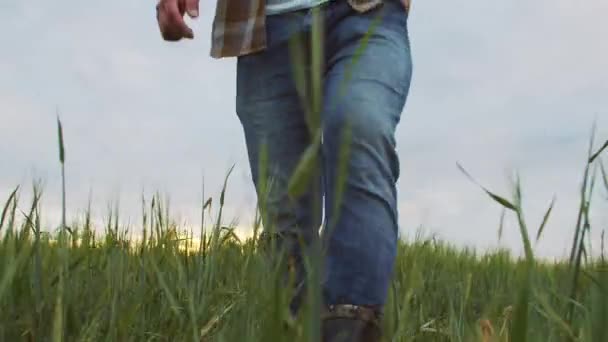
210, 0, 409, 58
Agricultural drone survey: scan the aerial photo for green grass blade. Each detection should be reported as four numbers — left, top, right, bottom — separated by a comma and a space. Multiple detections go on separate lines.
256, 141, 270, 232
52, 266, 64, 342
600, 161, 607, 195
214, 165, 235, 248
533, 291, 577, 340
287, 22, 312, 132
569, 168, 589, 265
309, 6, 323, 132
57, 115, 67, 233
568, 202, 593, 324
514, 177, 534, 262
510, 264, 531, 342
149, 254, 181, 317
498, 208, 506, 241
535, 196, 556, 243
0, 186, 19, 234
601, 230, 606, 262
589, 139, 607, 164
287, 129, 322, 199
326, 123, 352, 237
570, 128, 596, 264
457, 162, 516, 210
57, 115, 65, 164
203, 198, 212, 211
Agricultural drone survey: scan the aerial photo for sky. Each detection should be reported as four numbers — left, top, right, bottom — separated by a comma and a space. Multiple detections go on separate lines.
1, 0, 607, 259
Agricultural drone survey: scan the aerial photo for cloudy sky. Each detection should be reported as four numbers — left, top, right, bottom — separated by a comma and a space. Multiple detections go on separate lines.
1, 0, 607, 259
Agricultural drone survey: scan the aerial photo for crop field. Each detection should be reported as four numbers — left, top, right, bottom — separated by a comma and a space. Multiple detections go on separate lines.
0, 127, 607, 341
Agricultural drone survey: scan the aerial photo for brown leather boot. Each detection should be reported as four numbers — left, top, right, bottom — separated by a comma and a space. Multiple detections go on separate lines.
321, 305, 382, 342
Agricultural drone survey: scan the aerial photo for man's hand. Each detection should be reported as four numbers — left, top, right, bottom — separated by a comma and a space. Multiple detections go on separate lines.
156, 0, 199, 41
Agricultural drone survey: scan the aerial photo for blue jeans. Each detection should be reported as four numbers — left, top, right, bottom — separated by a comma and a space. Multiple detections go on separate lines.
236, 0, 412, 312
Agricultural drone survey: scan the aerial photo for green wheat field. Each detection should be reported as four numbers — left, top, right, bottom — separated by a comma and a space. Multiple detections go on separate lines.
0, 117, 607, 342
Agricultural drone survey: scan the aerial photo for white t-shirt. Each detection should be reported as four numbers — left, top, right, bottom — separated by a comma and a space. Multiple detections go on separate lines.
266, 0, 332, 15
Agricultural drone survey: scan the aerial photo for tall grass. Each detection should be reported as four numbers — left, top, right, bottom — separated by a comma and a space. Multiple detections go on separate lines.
0, 121, 606, 341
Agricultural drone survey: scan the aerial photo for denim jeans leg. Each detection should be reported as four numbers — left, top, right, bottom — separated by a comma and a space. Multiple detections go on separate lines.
235, 11, 322, 314
321, 0, 413, 311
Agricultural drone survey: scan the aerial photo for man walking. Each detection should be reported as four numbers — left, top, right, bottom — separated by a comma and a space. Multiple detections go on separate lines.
156, 0, 412, 340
